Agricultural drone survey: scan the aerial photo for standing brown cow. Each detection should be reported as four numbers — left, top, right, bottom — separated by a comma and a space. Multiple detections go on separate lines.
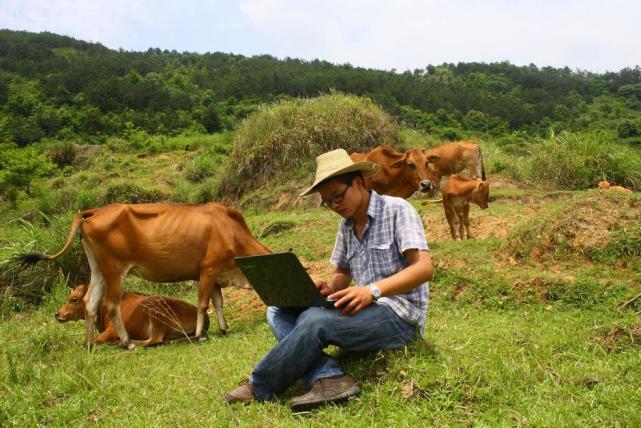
424, 141, 486, 191
17, 203, 271, 349
349, 146, 433, 198
440, 174, 490, 240
56, 284, 208, 347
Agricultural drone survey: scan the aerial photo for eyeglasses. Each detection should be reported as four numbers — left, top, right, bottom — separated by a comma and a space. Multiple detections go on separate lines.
320, 184, 350, 208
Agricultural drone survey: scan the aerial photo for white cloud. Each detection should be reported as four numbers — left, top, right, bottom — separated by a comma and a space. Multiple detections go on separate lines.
238, 0, 641, 72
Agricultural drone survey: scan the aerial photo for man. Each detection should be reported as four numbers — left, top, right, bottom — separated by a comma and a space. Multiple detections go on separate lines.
224, 148, 433, 411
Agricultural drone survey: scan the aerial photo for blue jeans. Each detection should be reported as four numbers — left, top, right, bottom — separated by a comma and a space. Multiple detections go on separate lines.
249, 304, 417, 400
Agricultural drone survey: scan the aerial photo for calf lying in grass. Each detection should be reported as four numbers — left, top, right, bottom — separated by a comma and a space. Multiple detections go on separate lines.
55, 285, 208, 347
597, 180, 632, 193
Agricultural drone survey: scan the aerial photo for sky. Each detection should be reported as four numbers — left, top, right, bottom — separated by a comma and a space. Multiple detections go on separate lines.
1, 0, 640, 73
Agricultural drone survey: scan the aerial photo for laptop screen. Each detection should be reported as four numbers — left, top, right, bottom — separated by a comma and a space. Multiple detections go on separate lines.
234, 252, 335, 308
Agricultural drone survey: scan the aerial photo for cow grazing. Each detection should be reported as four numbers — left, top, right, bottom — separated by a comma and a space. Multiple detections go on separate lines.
349, 146, 433, 198
17, 203, 271, 349
440, 174, 490, 240
423, 141, 486, 191
56, 284, 208, 347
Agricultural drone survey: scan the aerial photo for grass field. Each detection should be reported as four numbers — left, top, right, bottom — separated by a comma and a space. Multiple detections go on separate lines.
2, 182, 641, 426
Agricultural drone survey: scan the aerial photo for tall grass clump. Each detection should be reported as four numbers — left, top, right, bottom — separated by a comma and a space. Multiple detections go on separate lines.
0, 214, 89, 310
522, 131, 641, 190
217, 93, 400, 198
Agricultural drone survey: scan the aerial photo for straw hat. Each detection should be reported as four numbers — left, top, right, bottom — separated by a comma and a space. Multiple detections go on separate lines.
300, 149, 380, 196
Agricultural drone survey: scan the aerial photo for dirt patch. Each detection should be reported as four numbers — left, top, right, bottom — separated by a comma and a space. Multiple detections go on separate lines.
599, 325, 641, 352
222, 287, 265, 321
422, 207, 516, 243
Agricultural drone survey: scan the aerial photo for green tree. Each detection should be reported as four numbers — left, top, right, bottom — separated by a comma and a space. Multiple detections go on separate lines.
0, 143, 54, 198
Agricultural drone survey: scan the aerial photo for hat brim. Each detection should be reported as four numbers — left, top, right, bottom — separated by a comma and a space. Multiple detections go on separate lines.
299, 161, 380, 196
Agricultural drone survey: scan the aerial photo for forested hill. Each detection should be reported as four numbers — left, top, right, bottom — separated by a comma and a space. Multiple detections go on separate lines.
1, 29, 641, 146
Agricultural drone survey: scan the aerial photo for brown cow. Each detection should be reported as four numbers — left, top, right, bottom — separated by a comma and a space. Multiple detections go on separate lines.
17, 203, 271, 349
598, 180, 632, 193
423, 141, 486, 191
56, 284, 208, 347
349, 146, 433, 198
440, 174, 490, 240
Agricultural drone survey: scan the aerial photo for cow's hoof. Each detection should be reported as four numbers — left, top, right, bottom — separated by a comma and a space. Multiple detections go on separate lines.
219, 328, 229, 335
121, 342, 136, 350
198, 335, 208, 342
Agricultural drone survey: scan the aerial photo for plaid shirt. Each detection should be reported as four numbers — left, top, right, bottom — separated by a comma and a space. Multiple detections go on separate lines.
330, 190, 429, 334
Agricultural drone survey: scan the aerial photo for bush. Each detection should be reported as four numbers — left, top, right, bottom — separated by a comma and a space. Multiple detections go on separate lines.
49, 141, 76, 168
521, 131, 641, 190
217, 93, 400, 198
102, 182, 168, 204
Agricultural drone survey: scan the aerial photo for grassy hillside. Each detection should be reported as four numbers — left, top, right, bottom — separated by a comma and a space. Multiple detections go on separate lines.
2, 95, 641, 425
1, 183, 641, 426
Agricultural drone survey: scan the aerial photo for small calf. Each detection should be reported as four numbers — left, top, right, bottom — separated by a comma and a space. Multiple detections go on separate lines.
56, 285, 208, 347
442, 174, 490, 240
597, 180, 631, 193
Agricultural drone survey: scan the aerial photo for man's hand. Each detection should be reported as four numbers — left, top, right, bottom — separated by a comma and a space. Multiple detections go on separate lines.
329, 286, 373, 316
315, 280, 332, 297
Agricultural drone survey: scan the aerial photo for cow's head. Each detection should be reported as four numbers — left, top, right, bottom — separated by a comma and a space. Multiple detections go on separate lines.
471, 180, 491, 209
391, 148, 441, 194
55, 284, 88, 323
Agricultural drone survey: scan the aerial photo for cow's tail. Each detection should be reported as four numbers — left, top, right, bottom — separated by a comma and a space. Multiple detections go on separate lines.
479, 145, 486, 181
14, 210, 86, 268
422, 199, 443, 205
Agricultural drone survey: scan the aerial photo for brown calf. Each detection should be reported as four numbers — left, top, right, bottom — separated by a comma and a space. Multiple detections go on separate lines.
56, 284, 208, 347
441, 174, 490, 240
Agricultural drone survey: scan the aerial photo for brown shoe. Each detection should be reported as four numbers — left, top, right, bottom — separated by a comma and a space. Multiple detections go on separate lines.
224, 379, 255, 404
290, 375, 360, 412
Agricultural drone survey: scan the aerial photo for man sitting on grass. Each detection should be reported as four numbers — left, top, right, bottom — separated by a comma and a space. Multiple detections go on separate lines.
224, 148, 433, 411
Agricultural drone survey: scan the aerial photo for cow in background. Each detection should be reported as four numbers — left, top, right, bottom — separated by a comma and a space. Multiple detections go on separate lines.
17, 203, 271, 349
423, 141, 486, 192
423, 174, 490, 240
350, 146, 433, 198
56, 284, 207, 347
598, 180, 632, 193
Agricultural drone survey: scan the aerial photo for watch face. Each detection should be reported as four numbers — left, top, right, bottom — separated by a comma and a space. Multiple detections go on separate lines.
371, 285, 381, 298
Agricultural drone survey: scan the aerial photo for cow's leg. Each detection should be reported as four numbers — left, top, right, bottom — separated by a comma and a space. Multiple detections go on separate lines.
131, 323, 165, 347
463, 204, 472, 239
196, 271, 216, 340
96, 326, 119, 343
455, 207, 465, 240
102, 270, 134, 349
211, 282, 229, 334
444, 205, 458, 239
82, 243, 105, 349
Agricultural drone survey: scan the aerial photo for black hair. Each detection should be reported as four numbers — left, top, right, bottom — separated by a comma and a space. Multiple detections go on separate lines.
332, 171, 363, 186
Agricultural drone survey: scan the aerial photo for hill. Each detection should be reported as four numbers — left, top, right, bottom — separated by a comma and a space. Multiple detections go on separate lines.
1, 29, 640, 146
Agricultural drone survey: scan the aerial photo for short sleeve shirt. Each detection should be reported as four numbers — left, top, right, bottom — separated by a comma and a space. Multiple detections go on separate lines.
330, 190, 429, 334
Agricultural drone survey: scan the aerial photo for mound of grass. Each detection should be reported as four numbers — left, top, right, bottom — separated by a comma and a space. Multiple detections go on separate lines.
521, 131, 641, 190
217, 93, 400, 198
503, 191, 641, 263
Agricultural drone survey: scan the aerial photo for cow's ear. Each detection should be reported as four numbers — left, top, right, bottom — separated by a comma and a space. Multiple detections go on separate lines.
426, 155, 440, 163
391, 159, 405, 168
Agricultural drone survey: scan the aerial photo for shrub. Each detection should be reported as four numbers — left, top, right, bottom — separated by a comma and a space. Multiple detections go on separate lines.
102, 182, 168, 204
217, 93, 400, 198
521, 131, 641, 190
49, 141, 76, 168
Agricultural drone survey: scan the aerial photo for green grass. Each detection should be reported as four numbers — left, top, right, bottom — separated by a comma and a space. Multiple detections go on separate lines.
3, 124, 641, 425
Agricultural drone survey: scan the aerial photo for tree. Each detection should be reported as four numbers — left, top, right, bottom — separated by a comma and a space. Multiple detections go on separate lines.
0, 143, 54, 198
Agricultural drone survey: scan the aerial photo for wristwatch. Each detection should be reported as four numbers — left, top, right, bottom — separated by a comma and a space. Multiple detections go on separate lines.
368, 283, 382, 301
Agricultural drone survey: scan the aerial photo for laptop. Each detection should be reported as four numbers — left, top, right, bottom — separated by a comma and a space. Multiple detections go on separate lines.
234, 252, 337, 308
